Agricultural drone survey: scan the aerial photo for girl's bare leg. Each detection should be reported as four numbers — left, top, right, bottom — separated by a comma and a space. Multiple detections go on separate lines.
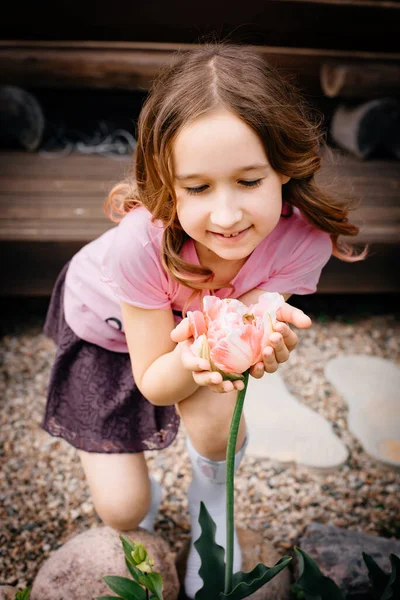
78, 450, 151, 531
176, 385, 246, 457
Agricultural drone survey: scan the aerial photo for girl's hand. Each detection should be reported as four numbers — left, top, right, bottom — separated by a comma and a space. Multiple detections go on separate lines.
172, 322, 245, 394
250, 302, 312, 378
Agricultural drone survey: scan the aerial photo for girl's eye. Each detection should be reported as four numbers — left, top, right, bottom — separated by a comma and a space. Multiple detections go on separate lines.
186, 185, 208, 195
185, 179, 262, 195
240, 179, 262, 188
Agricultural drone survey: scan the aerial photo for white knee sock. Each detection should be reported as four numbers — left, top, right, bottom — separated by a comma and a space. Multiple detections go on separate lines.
184, 434, 248, 599
138, 475, 162, 532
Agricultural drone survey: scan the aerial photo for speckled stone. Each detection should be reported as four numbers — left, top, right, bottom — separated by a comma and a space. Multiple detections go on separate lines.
30, 526, 179, 600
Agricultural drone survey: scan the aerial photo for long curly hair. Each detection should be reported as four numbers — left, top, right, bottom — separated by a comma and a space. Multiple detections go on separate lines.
105, 42, 366, 294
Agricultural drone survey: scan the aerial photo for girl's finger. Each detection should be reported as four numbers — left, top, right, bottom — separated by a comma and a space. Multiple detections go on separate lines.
193, 371, 223, 387
250, 362, 265, 379
263, 346, 279, 373
273, 322, 298, 352
269, 332, 290, 363
276, 303, 312, 329
179, 340, 210, 371
234, 379, 245, 391
170, 318, 191, 342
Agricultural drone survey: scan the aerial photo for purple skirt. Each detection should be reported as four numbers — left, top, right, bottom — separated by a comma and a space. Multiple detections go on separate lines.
41, 263, 180, 453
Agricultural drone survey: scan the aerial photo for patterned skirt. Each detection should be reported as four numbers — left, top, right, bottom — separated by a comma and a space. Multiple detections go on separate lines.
41, 263, 180, 453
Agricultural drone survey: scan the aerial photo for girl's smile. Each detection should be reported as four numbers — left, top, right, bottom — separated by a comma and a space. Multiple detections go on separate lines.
172, 109, 290, 270
209, 225, 252, 242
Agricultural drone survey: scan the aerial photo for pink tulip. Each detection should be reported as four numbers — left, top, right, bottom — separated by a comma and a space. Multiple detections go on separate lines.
187, 292, 285, 380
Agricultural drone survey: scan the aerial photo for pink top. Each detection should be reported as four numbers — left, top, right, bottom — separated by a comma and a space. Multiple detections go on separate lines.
64, 205, 332, 353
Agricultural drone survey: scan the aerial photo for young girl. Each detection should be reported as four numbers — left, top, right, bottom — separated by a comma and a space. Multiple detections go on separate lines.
42, 43, 363, 597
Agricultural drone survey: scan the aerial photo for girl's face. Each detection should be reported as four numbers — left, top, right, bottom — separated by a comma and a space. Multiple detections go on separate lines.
172, 109, 290, 268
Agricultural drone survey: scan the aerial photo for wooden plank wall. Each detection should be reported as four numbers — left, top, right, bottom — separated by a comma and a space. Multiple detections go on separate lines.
0, 151, 399, 295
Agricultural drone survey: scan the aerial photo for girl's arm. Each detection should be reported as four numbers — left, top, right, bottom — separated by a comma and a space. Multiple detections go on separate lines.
121, 301, 202, 406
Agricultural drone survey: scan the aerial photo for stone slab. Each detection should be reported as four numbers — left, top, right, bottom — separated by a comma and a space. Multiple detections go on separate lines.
325, 355, 400, 467
243, 372, 348, 470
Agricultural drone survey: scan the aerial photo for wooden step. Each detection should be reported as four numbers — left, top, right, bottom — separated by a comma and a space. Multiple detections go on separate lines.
0, 151, 398, 244
0, 150, 399, 294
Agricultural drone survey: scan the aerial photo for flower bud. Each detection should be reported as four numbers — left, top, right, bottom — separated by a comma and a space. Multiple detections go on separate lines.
131, 542, 147, 564
130, 541, 155, 573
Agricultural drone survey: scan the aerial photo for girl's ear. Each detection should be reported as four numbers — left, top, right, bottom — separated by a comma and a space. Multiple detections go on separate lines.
280, 174, 291, 185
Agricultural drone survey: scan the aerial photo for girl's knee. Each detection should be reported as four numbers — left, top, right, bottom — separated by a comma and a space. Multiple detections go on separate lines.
94, 485, 151, 531
177, 387, 246, 459
77, 450, 151, 531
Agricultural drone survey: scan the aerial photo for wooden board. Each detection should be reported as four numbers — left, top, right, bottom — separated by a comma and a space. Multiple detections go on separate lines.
1, 41, 399, 95
1, 151, 398, 244
0, 150, 399, 294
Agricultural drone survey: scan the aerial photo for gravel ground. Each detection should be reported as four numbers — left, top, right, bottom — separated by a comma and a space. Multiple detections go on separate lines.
1, 296, 399, 589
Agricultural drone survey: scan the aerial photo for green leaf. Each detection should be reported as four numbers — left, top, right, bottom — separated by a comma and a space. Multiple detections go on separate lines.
97, 597, 124, 600
125, 558, 142, 584
362, 552, 391, 598
194, 502, 226, 599
380, 554, 400, 600
103, 575, 147, 600
221, 556, 292, 599
293, 547, 345, 600
138, 572, 163, 600
15, 588, 31, 600
121, 535, 139, 564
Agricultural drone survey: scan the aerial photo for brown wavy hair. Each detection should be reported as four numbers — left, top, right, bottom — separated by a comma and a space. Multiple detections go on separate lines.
105, 42, 366, 295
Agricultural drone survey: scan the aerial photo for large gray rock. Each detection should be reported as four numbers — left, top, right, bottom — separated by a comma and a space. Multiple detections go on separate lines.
31, 526, 179, 600
176, 527, 291, 599
297, 522, 400, 599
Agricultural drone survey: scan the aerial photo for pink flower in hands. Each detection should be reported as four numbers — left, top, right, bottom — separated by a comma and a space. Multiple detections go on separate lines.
187, 292, 285, 380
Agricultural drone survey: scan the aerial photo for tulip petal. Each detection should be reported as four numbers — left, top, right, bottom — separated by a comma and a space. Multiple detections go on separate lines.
187, 310, 207, 339
210, 327, 263, 374
190, 334, 211, 362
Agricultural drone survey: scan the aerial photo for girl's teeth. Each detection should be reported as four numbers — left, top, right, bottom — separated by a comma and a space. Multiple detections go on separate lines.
223, 232, 239, 237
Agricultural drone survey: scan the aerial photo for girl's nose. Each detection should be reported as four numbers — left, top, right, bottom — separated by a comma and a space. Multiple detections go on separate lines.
210, 201, 242, 229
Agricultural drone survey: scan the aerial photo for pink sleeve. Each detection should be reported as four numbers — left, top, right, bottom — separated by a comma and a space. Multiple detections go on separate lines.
101, 210, 171, 309
260, 227, 332, 295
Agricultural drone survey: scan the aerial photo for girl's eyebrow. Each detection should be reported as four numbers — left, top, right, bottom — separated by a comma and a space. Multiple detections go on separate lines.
175, 163, 269, 181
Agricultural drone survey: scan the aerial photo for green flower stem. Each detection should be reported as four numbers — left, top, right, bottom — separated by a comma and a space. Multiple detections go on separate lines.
224, 369, 250, 594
